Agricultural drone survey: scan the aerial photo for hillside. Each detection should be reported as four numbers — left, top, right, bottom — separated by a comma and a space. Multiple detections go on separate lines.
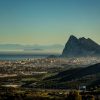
42, 63, 100, 89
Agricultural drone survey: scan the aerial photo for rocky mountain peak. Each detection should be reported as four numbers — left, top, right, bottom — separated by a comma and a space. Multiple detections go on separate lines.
62, 35, 100, 57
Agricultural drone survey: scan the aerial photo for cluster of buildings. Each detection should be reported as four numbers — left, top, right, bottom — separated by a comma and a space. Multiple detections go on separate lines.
0, 57, 100, 77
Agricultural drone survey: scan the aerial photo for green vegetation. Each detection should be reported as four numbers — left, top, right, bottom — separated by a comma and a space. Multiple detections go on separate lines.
0, 86, 100, 100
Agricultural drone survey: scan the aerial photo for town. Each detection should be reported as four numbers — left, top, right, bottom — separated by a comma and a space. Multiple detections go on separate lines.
0, 57, 100, 77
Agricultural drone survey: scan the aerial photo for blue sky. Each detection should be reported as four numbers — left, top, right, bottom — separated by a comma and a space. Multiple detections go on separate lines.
0, 0, 100, 45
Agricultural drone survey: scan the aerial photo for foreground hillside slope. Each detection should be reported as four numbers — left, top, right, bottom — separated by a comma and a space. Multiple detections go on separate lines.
47, 63, 100, 81
43, 63, 100, 89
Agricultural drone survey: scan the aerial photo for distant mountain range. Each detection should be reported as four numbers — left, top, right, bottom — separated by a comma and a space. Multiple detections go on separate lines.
0, 44, 64, 53
0, 35, 100, 56
62, 35, 100, 57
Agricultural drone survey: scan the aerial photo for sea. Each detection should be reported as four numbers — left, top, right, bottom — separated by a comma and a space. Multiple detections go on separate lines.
0, 53, 59, 61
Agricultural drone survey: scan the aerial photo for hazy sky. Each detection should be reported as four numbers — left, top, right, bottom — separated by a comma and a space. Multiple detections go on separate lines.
0, 0, 100, 45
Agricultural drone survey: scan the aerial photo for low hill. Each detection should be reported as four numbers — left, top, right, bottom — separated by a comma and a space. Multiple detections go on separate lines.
46, 63, 100, 81
42, 63, 100, 89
